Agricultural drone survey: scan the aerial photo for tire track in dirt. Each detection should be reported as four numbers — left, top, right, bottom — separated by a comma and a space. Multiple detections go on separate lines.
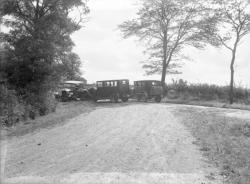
1, 104, 221, 184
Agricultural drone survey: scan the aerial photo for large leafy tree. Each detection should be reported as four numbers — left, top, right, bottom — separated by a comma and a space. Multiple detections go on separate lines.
202, 0, 250, 104
119, 0, 211, 87
0, 0, 89, 93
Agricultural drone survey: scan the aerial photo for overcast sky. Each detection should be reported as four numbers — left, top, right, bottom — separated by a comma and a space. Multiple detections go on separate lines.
71, 0, 250, 87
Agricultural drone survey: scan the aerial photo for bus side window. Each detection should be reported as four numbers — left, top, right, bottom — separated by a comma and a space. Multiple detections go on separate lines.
97, 82, 101, 87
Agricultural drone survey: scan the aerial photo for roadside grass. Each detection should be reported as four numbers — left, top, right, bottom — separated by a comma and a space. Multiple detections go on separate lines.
163, 98, 250, 111
0, 101, 97, 139
175, 107, 250, 184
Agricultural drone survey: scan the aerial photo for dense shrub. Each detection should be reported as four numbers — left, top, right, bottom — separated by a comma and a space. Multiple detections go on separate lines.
0, 84, 20, 126
166, 79, 249, 103
0, 83, 57, 127
0, 0, 88, 127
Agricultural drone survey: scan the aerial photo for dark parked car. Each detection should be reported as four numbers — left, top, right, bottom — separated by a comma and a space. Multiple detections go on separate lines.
134, 80, 163, 102
55, 81, 90, 102
93, 79, 130, 102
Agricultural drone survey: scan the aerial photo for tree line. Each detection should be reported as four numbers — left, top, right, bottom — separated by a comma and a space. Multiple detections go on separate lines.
0, 0, 249, 112
119, 0, 250, 104
0, 0, 89, 122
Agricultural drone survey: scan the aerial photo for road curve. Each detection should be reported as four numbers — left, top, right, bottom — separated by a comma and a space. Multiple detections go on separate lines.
1, 104, 221, 184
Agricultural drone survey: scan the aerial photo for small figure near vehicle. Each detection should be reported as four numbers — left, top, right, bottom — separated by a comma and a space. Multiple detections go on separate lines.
93, 79, 130, 103
134, 80, 163, 102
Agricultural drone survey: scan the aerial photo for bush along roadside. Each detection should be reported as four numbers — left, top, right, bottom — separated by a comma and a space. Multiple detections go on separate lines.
166, 79, 250, 104
175, 107, 250, 184
0, 85, 20, 126
0, 83, 57, 127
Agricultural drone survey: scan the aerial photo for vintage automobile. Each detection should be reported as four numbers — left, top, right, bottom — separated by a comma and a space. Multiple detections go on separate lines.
93, 79, 130, 102
55, 80, 91, 102
133, 80, 163, 102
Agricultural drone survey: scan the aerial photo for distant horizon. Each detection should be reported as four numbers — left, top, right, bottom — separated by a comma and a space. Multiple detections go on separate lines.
83, 77, 250, 89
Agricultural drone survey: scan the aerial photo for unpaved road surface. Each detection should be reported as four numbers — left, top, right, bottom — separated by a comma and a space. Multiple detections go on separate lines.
1, 104, 222, 184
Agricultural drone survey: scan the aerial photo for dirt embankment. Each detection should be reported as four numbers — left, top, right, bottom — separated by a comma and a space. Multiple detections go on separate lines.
1, 104, 224, 184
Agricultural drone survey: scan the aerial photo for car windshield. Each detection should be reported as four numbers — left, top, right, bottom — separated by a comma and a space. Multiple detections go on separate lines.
62, 83, 77, 88
135, 81, 145, 86
152, 81, 161, 86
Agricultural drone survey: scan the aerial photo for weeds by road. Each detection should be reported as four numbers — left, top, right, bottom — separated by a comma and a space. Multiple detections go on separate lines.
163, 98, 250, 111
174, 106, 250, 184
1, 101, 97, 139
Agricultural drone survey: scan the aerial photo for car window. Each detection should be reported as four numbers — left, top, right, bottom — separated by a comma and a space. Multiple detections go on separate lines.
122, 80, 127, 85
79, 84, 84, 88
156, 81, 161, 86
152, 81, 161, 86
111, 81, 117, 87
63, 83, 76, 88
104, 81, 113, 87
97, 82, 103, 87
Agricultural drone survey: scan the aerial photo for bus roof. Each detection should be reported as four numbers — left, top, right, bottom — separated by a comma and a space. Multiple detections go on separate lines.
97, 79, 129, 82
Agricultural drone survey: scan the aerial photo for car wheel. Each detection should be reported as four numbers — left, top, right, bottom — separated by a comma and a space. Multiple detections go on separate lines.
61, 92, 68, 102
121, 96, 128, 102
92, 96, 98, 102
80, 91, 88, 101
136, 95, 141, 102
141, 92, 148, 102
114, 94, 119, 103
155, 95, 161, 103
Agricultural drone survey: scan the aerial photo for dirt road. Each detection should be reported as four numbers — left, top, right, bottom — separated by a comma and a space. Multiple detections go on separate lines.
1, 104, 222, 184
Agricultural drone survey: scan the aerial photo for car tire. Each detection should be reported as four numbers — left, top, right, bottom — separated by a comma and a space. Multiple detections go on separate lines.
114, 94, 119, 103
80, 91, 89, 101
136, 95, 141, 102
93, 97, 98, 102
121, 96, 128, 102
141, 92, 148, 102
155, 95, 161, 103
61, 92, 68, 102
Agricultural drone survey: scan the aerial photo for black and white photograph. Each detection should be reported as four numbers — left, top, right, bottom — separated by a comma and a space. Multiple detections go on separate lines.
0, 0, 250, 183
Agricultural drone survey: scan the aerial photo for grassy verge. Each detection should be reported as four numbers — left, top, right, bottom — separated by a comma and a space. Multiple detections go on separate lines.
1, 101, 97, 139
164, 98, 250, 111
174, 107, 250, 184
